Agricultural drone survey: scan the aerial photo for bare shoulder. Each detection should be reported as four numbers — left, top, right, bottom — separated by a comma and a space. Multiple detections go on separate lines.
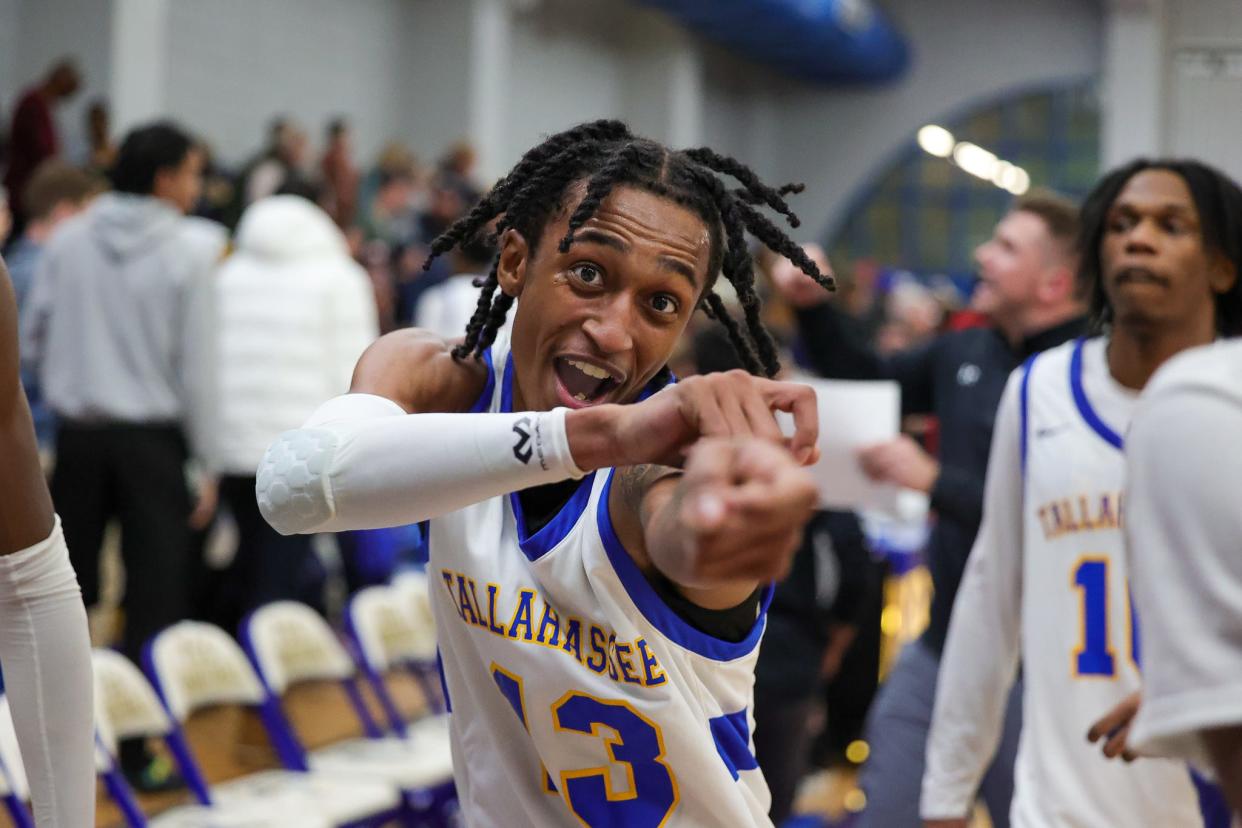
350, 327, 490, 414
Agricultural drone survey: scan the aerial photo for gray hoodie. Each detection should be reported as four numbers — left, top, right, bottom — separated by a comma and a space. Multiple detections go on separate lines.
20, 193, 226, 447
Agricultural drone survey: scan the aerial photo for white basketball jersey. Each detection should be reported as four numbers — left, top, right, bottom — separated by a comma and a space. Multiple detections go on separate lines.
427, 330, 774, 827
1012, 337, 1202, 826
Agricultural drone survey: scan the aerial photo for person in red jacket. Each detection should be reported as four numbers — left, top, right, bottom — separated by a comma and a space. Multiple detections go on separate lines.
3, 60, 81, 239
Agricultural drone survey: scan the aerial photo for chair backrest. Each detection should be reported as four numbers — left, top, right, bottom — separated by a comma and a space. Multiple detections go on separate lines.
242, 601, 356, 694
347, 585, 424, 673
93, 648, 175, 751
0, 697, 28, 801
145, 621, 266, 722
389, 571, 438, 661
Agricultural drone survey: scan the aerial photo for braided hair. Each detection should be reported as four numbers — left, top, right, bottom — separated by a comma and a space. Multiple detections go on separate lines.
424, 120, 834, 378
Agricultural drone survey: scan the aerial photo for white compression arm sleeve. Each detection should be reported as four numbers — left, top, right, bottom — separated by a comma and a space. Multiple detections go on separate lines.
257, 393, 587, 535
0, 517, 95, 828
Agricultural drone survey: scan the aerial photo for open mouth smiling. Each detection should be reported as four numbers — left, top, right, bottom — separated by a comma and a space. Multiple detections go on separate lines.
553, 356, 623, 407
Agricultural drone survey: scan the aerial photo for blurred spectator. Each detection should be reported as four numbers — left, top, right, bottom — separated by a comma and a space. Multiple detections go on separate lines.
247, 122, 314, 205
413, 226, 496, 340
7, 161, 104, 446
21, 120, 225, 677
319, 116, 359, 228
754, 510, 877, 825
358, 141, 419, 227
361, 166, 419, 248
874, 276, 945, 355
422, 141, 481, 243
201, 194, 377, 630
84, 98, 117, 173
3, 59, 82, 240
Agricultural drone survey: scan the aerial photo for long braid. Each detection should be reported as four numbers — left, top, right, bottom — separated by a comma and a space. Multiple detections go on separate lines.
687, 165, 782, 376
705, 293, 762, 374
558, 142, 656, 252
452, 258, 502, 360
684, 147, 804, 228
733, 199, 835, 292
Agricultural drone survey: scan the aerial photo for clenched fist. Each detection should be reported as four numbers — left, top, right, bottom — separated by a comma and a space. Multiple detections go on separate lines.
651, 437, 818, 591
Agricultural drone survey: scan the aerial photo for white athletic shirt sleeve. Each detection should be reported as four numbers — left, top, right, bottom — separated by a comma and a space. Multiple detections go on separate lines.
256, 392, 586, 535
1127, 341, 1242, 767
0, 517, 95, 828
921, 371, 1025, 820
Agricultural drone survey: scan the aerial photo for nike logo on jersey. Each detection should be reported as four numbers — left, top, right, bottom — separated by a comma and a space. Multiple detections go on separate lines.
1035, 423, 1072, 439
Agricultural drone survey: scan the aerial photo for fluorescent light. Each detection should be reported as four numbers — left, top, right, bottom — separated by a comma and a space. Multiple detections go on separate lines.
952, 142, 999, 180
1005, 167, 1031, 195
917, 125, 955, 158
918, 128, 1033, 195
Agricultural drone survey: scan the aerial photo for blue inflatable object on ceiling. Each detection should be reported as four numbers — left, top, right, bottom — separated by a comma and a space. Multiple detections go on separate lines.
632, 0, 910, 84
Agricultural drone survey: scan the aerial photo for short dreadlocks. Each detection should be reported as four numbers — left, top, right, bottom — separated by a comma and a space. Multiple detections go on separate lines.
424, 120, 834, 378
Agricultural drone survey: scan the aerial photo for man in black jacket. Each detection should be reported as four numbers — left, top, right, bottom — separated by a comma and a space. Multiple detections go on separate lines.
770, 192, 1087, 828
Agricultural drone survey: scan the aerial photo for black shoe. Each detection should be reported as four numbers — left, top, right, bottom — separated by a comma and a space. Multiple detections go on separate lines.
118, 737, 186, 794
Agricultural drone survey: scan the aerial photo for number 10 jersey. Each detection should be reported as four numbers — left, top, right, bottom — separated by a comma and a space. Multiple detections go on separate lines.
1014, 337, 1200, 826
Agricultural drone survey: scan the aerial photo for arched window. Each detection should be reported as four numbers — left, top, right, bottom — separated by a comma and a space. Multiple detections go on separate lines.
828, 80, 1099, 292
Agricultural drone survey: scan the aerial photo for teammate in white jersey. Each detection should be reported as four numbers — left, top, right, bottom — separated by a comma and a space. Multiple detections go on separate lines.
1117, 340, 1242, 816
921, 159, 1242, 828
258, 121, 833, 826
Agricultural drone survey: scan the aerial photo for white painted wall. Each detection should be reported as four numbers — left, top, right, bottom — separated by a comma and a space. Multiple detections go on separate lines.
766, 0, 1103, 239
160, 0, 470, 167
1163, 0, 1242, 184
0, 0, 19, 114
7, 0, 114, 164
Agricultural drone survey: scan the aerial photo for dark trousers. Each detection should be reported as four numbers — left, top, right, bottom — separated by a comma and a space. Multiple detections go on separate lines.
53, 422, 191, 661
754, 691, 818, 825
857, 639, 1022, 828
211, 475, 320, 632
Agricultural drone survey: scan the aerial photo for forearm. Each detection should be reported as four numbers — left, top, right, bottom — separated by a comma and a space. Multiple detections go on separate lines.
1203, 726, 1242, 815
929, 464, 984, 527
640, 474, 763, 608
922, 375, 1025, 820
921, 555, 1021, 819
257, 393, 602, 535
794, 303, 883, 379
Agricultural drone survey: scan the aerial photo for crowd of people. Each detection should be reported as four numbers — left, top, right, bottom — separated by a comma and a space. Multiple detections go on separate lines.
1, 54, 1241, 828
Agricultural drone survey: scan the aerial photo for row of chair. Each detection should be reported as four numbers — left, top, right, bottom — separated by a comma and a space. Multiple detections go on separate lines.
0, 572, 457, 827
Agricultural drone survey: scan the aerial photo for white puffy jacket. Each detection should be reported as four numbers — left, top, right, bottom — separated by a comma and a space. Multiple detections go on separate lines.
211, 195, 378, 476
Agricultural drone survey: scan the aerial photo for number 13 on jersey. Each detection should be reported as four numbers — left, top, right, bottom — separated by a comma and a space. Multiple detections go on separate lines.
492, 662, 680, 826
1072, 556, 1140, 677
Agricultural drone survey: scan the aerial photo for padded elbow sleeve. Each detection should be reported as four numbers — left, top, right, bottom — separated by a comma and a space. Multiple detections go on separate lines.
256, 394, 585, 535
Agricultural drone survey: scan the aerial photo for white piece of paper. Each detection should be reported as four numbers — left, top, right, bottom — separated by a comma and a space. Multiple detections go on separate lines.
778, 376, 912, 515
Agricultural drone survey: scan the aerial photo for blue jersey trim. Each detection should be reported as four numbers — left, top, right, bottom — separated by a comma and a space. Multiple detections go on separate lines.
1191, 768, 1231, 828
508, 474, 598, 562
467, 347, 496, 413
435, 648, 452, 714
596, 469, 773, 662
1018, 352, 1038, 474
1069, 338, 1123, 451
710, 709, 759, 780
